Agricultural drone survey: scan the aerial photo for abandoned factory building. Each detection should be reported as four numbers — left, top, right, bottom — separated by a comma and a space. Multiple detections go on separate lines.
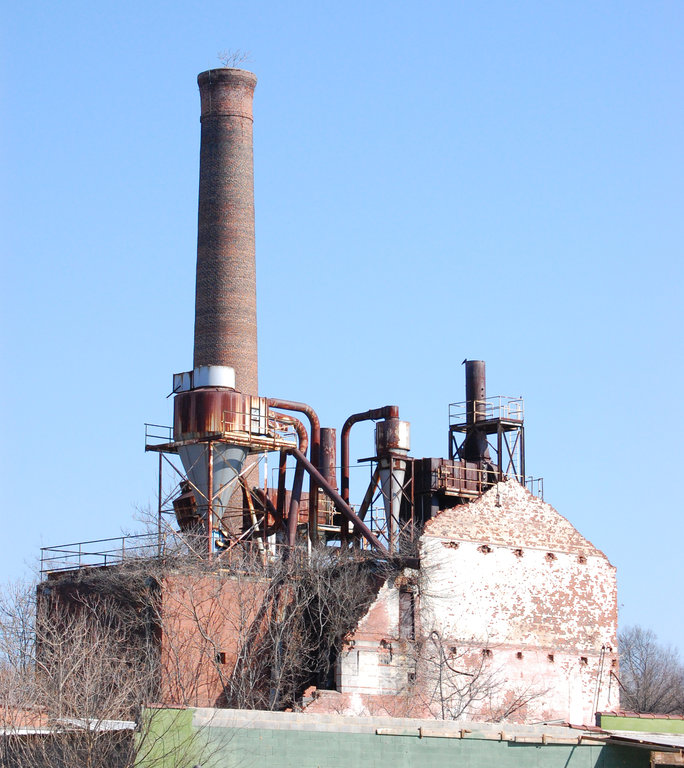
39, 65, 620, 729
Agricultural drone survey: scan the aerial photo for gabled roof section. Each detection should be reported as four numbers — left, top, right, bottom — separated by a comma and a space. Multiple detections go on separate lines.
423, 480, 609, 559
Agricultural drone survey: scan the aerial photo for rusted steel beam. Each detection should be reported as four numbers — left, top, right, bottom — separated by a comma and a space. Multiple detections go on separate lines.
288, 447, 388, 555
357, 464, 381, 521
251, 487, 284, 532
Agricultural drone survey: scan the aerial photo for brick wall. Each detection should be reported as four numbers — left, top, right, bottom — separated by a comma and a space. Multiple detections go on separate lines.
159, 573, 267, 707
307, 481, 619, 724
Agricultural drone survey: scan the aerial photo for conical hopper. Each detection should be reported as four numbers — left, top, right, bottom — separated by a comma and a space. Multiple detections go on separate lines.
378, 455, 407, 548
178, 443, 248, 530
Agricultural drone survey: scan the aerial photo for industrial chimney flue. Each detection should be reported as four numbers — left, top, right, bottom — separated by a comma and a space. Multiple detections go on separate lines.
194, 67, 258, 396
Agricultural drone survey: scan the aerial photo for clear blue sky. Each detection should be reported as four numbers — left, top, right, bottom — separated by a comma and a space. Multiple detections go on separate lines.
2, 1, 682, 652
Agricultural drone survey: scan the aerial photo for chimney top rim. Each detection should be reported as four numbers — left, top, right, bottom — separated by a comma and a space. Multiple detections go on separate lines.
198, 68, 257, 86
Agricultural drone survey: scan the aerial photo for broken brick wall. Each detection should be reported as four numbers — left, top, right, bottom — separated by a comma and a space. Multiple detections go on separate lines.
306, 481, 619, 724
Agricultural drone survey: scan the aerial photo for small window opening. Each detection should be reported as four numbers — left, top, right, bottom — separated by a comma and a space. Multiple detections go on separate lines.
407, 671, 416, 685
516, 651, 523, 660
547, 653, 555, 663
482, 648, 492, 658
378, 640, 393, 666
513, 548, 524, 558
578, 555, 587, 564
580, 656, 588, 665
216, 652, 226, 665
399, 588, 415, 640
545, 552, 557, 562
478, 545, 492, 554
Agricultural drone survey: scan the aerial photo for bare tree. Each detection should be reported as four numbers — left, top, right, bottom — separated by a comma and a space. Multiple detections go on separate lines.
618, 625, 684, 714
395, 627, 548, 723
0, 574, 217, 768
156, 546, 390, 711
217, 49, 252, 68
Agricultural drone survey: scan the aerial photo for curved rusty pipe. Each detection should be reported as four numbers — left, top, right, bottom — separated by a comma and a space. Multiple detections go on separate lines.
267, 398, 321, 543
270, 410, 308, 547
266, 398, 320, 464
341, 406, 399, 508
270, 411, 308, 456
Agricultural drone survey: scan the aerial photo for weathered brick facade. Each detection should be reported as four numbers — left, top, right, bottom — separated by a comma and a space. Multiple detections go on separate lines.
159, 573, 267, 708
194, 68, 258, 396
306, 481, 619, 724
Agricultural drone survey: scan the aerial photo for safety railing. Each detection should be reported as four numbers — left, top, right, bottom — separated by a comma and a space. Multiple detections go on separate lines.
449, 395, 524, 425
434, 463, 542, 498
40, 531, 185, 576
434, 463, 493, 496
144, 423, 173, 448
525, 476, 544, 499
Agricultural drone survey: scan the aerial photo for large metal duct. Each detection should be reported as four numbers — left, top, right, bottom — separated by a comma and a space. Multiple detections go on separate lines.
193, 68, 258, 396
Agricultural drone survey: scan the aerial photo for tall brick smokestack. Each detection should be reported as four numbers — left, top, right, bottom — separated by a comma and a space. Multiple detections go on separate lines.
193, 68, 258, 395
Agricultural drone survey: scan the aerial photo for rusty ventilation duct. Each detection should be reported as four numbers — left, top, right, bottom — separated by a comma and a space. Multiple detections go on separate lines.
172, 69, 260, 529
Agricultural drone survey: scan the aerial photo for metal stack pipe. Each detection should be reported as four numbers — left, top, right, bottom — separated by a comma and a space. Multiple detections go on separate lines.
462, 359, 491, 463
319, 428, 337, 490
465, 359, 487, 424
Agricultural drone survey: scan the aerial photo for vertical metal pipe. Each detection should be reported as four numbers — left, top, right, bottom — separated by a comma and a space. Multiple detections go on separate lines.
157, 452, 163, 558
207, 442, 214, 558
270, 411, 308, 549
266, 398, 321, 545
276, 451, 287, 528
320, 427, 337, 490
287, 461, 305, 547
465, 360, 487, 423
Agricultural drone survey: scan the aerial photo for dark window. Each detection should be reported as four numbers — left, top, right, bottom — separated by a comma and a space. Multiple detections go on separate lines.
378, 641, 392, 666
399, 589, 415, 640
